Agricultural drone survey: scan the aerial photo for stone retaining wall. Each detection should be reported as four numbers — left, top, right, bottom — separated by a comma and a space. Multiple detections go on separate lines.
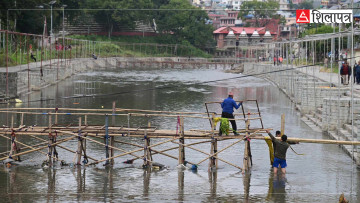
0, 58, 114, 98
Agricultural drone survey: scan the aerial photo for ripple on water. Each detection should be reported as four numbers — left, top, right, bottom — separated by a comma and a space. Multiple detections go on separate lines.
1, 67, 359, 202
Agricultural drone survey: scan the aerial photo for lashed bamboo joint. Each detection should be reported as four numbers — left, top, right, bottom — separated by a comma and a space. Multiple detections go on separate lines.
1, 101, 360, 171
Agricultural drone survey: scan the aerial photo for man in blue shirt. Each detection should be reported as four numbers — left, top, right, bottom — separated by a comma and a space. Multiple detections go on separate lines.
219, 92, 242, 136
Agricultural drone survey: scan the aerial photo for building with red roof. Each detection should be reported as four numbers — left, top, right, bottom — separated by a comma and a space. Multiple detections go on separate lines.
213, 26, 276, 49
244, 19, 280, 35
208, 14, 227, 29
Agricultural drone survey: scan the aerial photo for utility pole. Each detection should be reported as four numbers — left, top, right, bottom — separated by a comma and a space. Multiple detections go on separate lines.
49, 1, 56, 37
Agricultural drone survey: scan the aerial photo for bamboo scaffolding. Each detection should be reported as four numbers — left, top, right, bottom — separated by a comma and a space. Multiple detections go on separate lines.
114, 139, 210, 164
57, 130, 144, 161
0, 135, 77, 161
85, 137, 180, 166
172, 141, 243, 170
0, 137, 61, 157
0, 133, 64, 162
198, 130, 261, 165
115, 139, 196, 165
26, 134, 98, 161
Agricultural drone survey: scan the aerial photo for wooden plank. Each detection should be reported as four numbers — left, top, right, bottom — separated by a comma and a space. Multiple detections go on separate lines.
281, 114, 285, 136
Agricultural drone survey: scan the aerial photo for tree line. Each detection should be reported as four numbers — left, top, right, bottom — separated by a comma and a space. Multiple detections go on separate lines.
0, 0, 215, 49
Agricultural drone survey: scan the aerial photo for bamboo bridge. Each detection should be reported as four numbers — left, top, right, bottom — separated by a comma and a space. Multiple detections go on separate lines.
1, 100, 360, 171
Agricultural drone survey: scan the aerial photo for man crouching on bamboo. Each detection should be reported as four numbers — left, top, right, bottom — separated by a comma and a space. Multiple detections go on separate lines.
266, 130, 289, 175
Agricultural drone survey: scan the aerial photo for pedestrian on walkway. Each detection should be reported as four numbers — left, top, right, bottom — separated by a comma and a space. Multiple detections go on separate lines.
324, 57, 328, 69
274, 56, 277, 66
355, 61, 360, 85
340, 60, 350, 85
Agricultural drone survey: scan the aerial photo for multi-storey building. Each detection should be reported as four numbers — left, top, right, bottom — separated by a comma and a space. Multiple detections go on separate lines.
214, 26, 276, 49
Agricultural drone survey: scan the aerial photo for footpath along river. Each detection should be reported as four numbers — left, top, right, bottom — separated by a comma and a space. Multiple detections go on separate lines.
0, 66, 359, 202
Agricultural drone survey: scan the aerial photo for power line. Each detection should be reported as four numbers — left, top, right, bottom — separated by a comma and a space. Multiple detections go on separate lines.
1, 56, 357, 105
5, 8, 360, 11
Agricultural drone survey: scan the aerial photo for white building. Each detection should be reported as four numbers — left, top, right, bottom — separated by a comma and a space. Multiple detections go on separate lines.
279, 0, 289, 10
219, 0, 288, 10
220, 0, 242, 10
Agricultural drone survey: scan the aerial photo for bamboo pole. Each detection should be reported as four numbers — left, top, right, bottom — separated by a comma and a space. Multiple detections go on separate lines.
209, 113, 216, 169
55, 108, 58, 125
251, 136, 360, 145
5, 125, 268, 134
209, 138, 215, 169
104, 115, 110, 165
178, 117, 185, 165
214, 138, 218, 168
76, 117, 82, 165
111, 102, 115, 165
0, 107, 260, 116
20, 113, 24, 126
0, 129, 251, 139
11, 114, 14, 129
281, 114, 285, 136
0, 111, 262, 121
243, 116, 251, 171
48, 114, 53, 164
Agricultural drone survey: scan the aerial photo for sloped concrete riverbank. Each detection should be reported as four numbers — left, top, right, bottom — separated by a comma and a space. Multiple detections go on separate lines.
244, 63, 360, 167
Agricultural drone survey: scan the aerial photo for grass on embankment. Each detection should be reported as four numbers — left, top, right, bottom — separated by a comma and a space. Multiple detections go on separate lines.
69, 34, 212, 58
0, 34, 212, 67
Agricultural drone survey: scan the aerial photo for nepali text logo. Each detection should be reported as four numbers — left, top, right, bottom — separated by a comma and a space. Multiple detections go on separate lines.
296, 10, 353, 24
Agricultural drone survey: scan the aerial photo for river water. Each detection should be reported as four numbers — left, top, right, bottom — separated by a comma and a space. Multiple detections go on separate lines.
0, 67, 359, 202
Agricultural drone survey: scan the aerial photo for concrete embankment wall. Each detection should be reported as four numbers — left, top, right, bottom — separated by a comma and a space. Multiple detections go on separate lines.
115, 57, 242, 70
244, 63, 360, 166
0, 58, 117, 98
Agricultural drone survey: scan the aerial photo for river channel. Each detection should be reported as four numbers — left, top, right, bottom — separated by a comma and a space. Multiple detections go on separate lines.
0, 66, 359, 202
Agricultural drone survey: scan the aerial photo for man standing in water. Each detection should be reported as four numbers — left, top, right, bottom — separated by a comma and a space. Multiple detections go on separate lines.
266, 130, 290, 174
219, 92, 242, 136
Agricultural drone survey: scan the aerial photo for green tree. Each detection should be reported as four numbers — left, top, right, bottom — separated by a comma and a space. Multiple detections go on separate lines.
1, 0, 48, 33
156, 0, 215, 48
298, 0, 313, 9
238, 0, 280, 27
302, 24, 333, 36
82, 0, 153, 38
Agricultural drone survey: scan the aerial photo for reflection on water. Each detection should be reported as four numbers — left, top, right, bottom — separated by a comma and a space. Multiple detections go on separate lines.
0, 67, 359, 202
266, 169, 287, 203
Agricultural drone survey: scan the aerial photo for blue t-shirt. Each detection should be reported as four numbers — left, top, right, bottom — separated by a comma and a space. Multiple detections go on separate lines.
221, 97, 241, 114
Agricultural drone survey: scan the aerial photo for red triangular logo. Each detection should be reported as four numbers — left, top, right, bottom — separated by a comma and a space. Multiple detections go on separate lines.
296, 10, 310, 23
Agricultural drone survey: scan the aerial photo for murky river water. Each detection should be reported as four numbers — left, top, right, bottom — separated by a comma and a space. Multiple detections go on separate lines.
0, 67, 359, 202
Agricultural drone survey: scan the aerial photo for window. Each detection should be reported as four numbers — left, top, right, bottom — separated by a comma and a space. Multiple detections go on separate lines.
235, 1, 238, 3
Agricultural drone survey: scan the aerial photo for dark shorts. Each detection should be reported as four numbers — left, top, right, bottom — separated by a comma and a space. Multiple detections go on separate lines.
273, 157, 287, 168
